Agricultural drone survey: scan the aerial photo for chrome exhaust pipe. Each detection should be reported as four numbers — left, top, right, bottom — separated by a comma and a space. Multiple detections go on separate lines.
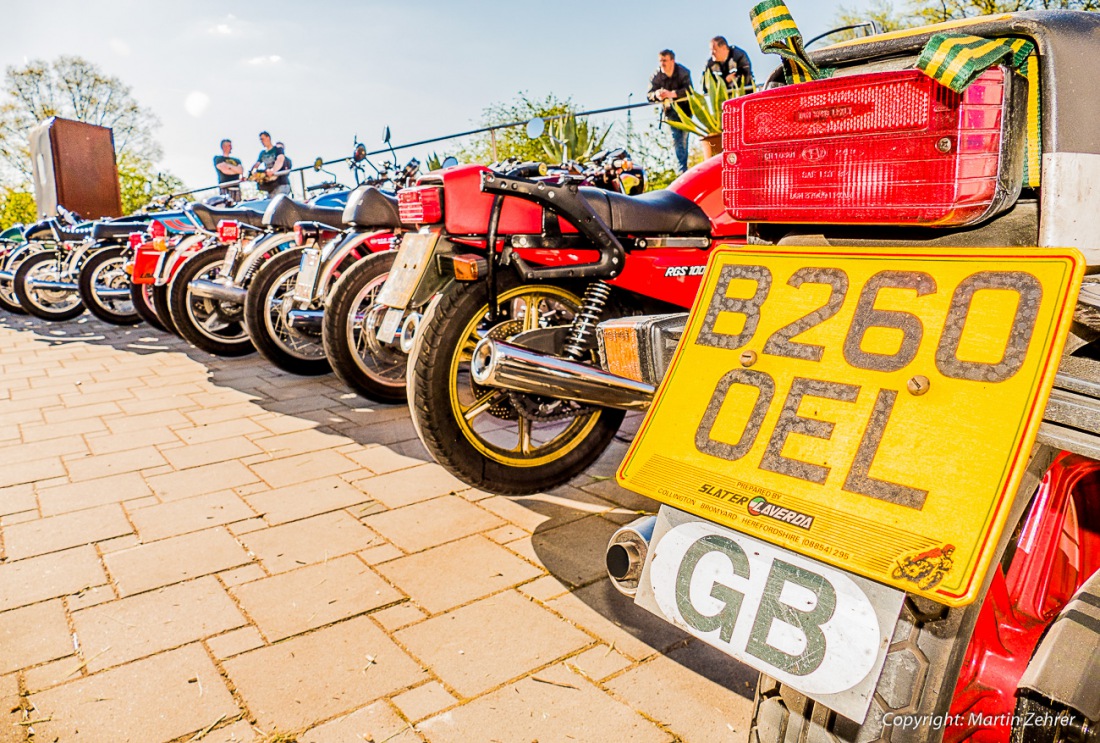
27, 279, 78, 292
469, 339, 654, 411
399, 312, 421, 354
188, 279, 247, 304
607, 516, 657, 596
286, 309, 324, 331
96, 287, 131, 299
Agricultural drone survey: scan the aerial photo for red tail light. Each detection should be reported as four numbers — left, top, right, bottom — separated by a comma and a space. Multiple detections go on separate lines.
294, 223, 306, 246
217, 220, 240, 243
128, 232, 143, 249
722, 67, 1021, 226
150, 220, 167, 238
398, 186, 444, 224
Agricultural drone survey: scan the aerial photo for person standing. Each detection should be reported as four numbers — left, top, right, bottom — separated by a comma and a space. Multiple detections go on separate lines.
703, 36, 754, 92
647, 49, 693, 174
250, 131, 290, 196
213, 139, 243, 202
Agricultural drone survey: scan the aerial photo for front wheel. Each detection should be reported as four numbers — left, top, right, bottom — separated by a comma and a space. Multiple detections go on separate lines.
323, 250, 406, 402
128, 282, 168, 332
168, 247, 254, 357
13, 250, 84, 321
244, 248, 330, 375
0, 243, 39, 314
407, 274, 624, 495
78, 247, 140, 325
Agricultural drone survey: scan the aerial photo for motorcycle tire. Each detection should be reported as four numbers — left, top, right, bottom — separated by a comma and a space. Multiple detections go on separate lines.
0, 243, 38, 314
78, 247, 141, 326
322, 250, 407, 403
407, 273, 625, 496
243, 248, 330, 376
748, 446, 1057, 743
13, 250, 85, 322
151, 284, 177, 335
128, 281, 168, 333
167, 246, 254, 357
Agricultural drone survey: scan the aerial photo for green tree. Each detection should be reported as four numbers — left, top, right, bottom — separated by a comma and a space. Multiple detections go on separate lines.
456, 92, 575, 165
0, 188, 35, 230
116, 152, 187, 216
833, 0, 1098, 34
829, 0, 917, 42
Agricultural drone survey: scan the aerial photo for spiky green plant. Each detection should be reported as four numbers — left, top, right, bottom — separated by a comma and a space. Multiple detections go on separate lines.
540, 114, 612, 163
425, 152, 447, 171
666, 71, 746, 137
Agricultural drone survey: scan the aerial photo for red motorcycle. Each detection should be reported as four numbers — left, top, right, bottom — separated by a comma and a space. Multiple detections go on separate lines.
379, 154, 742, 494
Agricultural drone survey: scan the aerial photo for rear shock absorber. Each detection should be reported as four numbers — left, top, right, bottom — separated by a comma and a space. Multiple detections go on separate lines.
562, 280, 612, 361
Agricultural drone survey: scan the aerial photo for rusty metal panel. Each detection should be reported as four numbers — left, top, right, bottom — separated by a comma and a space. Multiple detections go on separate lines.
29, 117, 122, 219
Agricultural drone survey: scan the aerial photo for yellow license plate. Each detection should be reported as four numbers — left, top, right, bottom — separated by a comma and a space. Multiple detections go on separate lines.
618, 245, 1083, 606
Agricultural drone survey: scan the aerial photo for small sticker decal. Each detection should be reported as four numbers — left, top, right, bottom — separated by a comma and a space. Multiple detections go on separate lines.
892, 544, 956, 591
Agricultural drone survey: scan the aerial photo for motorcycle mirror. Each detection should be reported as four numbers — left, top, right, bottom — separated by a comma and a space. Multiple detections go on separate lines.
441, 156, 459, 168
383, 126, 391, 144
313, 157, 324, 172
525, 118, 546, 139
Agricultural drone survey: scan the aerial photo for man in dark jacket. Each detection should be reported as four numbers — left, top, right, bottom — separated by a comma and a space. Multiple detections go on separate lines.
647, 49, 693, 174
703, 36, 754, 92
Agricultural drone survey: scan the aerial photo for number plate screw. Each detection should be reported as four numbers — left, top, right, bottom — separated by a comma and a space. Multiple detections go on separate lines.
740, 350, 758, 367
935, 137, 952, 154
727, 153, 738, 165
907, 375, 930, 396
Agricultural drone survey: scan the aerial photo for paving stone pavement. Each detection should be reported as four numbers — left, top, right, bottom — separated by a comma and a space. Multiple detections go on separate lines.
0, 312, 757, 742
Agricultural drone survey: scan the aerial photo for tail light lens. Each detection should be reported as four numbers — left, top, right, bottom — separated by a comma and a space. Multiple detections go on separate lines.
722, 66, 1023, 226
217, 220, 240, 243
150, 220, 167, 238
294, 223, 306, 246
398, 186, 444, 225
294, 223, 340, 247
128, 232, 143, 249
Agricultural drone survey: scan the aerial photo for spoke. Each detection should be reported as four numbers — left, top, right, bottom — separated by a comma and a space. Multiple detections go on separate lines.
463, 391, 503, 422
517, 417, 532, 454
523, 295, 540, 332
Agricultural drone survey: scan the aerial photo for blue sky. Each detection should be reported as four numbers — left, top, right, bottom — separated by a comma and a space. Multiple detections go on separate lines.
1, 1, 873, 190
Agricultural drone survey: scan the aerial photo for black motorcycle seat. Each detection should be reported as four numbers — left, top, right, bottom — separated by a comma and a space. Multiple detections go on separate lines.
22, 219, 54, 241
52, 224, 93, 242
91, 221, 148, 241
342, 185, 401, 229
579, 188, 711, 236
189, 203, 267, 232
263, 195, 345, 230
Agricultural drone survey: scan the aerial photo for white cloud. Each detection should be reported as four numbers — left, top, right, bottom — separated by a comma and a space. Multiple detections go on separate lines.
210, 23, 232, 35
184, 91, 210, 118
109, 38, 131, 56
246, 55, 282, 66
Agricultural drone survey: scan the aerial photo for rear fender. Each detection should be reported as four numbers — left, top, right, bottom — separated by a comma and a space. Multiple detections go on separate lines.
233, 231, 296, 284
317, 230, 392, 301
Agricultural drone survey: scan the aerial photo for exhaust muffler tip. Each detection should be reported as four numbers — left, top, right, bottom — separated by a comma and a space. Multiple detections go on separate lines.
470, 337, 497, 385
399, 313, 422, 354
606, 515, 657, 597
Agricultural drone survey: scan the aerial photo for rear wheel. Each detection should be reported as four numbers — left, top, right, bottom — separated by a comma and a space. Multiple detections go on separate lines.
0, 243, 38, 314
14, 250, 84, 321
128, 282, 167, 332
151, 284, 176, 335
407, 273, 624, 495
78, 247, 140, 325
168, 247, 254, 357
323, 251, 406, 402
244, 248, 330, 375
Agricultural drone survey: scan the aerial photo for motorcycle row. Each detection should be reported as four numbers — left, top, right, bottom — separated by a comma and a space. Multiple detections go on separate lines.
0, 142, 704, 496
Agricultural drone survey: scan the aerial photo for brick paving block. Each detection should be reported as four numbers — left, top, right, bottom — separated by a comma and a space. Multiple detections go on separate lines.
417, 663, 671, 743
352, 463, 471, 509
42, 401, 121, 424
344, 445, 427, 475
105, 527, 251, 596
118, 393, 202, 416
578, 476, 662, 513
345, 500, 386, 520
547, 580, 690, 662
85, 427, 178, 456
218, 563, 267, 587
0, 510, 36, 526
377, 535, 542, 615
161, 437, 262, 471
0, 599, 73, 675
364, 495, 504, 554
300, 700, 417, 743
239, 511, 378, 573
19, 417, 105, 443
0, 484, 35, 518
0, 673, 21, 743
517, 574, 572, 603
147, 460, 259, 501
485, 524, 527, 544
249, 449, 359, 489
37, 472, 151, 516
2, 503, 132, 560
250, 412, 319, 435
370, 601, 428, 632
128, 491, 255, 542
6, 437, 89, 463
103, 409, 188, 434
30, 644, 239, 743
244, 476, 371, 526
529, 514, 619, 587
605, 640, 757, 742
224, 615, 426, 732
0, 457, 65, 489
205, 626, 265, 660
392, 681, 456, 722
358, 542, 404, 565
72, 576, 246, 672
65, 446, 167, 482
250, 428, 354, 457
395, 590, 590, 698
0, 545, 106, 612
22, 656, 80, 693
197, 719, 258, 743
227, 516, 267, 535
97, 534, 141, 554
65, 584, 116, 611
171, 418, 266, 445
566, 644, 634, 682
230, 555, 402, 642
185, 403, 261, 427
